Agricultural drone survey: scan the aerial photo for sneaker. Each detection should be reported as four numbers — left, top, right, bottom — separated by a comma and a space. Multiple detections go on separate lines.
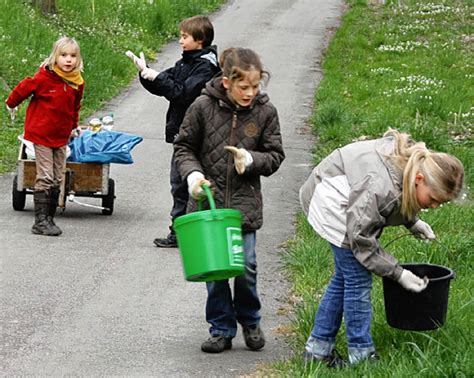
243, 325, 265, 351
153, 233, 178, 248
364, 351, 380, 363
201, 336, 232, 353
303, 349, 347, 369
348, 350, 380, 365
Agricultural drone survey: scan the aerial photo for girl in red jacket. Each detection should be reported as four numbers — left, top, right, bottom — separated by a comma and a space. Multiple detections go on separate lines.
6, 37, 85, 236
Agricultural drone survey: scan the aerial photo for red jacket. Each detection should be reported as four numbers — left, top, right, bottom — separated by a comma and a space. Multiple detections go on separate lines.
6, 65, 85, 148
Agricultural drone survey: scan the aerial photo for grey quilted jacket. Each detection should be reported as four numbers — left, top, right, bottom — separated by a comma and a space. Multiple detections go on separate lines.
174, 76, 285, 230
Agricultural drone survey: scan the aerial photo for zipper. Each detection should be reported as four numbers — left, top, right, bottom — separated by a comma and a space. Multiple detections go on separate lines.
250, 185, 260, 208
225, 112, 238, 207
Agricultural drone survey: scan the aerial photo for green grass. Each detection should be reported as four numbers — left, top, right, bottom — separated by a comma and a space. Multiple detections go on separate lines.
268, 0, 474, 376
0, 0, 224, 173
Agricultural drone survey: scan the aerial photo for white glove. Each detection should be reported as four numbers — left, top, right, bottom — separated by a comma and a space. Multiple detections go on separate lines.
397, 269, 429, 292
140, 67, 159, 81
224, 146, 253, 174
6, 103, 17, 121
125, 50, 147, 71
187, 171, 211, 200
410, 220, 436, 241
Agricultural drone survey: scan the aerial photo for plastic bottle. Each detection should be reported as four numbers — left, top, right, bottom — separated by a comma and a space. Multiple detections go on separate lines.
89, 118, 102, 132
102, 113, 114, 131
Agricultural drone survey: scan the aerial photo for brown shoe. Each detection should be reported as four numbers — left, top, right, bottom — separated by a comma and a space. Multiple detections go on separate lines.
243, 325, 265, 350
201, 336, 232, 353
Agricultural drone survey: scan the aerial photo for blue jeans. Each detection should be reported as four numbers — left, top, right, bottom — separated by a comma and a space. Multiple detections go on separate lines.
205, 231, 261, 338
306, 243, 375, 364
170, 151, 188, 226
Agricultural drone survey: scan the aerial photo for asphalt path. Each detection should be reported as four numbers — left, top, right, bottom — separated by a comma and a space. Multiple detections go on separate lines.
1, 0, 344, 375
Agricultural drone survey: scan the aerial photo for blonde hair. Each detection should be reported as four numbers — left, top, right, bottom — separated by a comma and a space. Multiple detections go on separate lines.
219, 47, 269, 87
385, 129, 464, 219
43, 37, 83, 71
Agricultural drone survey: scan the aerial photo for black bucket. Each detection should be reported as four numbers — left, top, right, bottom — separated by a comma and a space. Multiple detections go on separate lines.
382, 263, 455, 331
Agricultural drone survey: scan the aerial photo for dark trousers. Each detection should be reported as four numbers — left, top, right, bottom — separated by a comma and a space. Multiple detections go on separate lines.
169, 151, 188, 232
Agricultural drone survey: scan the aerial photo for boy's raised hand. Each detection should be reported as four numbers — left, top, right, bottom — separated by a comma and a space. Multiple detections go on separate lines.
140, 67, 159, 81
125, 50, 147, 72
125, 50, 159, 81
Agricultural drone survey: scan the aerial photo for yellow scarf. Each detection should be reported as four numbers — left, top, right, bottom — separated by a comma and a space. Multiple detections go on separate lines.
53, 65, 84, 89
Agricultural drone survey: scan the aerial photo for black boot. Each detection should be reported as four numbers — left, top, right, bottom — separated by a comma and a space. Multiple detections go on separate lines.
153, 232, 177, 248
47, 187, 62, 235
32, 191, 61, 236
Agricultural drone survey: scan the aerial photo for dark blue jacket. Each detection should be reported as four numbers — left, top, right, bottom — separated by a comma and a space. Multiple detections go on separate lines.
139, 46, 220, 143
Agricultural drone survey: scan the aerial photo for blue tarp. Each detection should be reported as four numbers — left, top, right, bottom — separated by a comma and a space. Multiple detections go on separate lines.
68, 130, 143, 164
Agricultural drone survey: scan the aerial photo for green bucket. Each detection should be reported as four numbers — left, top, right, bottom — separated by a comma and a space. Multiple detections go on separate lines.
174, 184, 245, 282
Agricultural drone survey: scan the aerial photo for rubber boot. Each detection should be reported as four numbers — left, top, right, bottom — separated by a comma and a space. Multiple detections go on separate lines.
47, 187, 62, 235
32, 191, 61, 236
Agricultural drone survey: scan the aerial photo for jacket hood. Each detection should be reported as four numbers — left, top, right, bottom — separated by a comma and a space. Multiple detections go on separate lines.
203, 75, 270, 110
375, 137, 404, 192
38, 64, 63, 82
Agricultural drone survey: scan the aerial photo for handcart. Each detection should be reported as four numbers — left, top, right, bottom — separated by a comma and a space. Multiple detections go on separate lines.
12, 141, 115, 215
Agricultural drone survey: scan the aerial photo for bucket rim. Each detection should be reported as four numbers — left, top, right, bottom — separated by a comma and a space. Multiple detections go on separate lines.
174, 208, 242, 227
400, 262, 455, 282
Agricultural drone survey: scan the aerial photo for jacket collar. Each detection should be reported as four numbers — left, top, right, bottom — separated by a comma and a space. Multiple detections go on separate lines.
182, 45, 218, 66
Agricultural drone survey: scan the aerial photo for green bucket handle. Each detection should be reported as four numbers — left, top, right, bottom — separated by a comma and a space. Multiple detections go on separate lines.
197, 183, 217, 214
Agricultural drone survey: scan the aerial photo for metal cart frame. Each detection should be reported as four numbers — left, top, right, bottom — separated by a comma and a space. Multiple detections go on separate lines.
12, 142, 115, 215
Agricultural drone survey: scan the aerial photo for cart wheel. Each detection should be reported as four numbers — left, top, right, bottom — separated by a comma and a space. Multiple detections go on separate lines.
102, 178, 115, 215
12, 174, 27, 211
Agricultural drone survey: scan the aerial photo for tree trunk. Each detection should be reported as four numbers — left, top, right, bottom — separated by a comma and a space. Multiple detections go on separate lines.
32, 0, 57, 15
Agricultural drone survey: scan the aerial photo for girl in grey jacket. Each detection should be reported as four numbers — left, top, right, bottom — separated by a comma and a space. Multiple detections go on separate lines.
299, 129, 464, 366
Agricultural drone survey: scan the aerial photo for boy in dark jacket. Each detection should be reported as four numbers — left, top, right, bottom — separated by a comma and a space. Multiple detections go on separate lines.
126, 15, 220, 247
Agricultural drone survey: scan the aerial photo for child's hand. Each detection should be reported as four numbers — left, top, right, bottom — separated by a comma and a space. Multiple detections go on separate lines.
224, 146, 252, 174
190, 178, 211, 200
187, 171, 211, 200
70, 127, 82, 138
125, 50, 147, 72
409, 220, 435, 241
397, 269, 429, 292
140, 67, 159, 81
5, 103, 17, 121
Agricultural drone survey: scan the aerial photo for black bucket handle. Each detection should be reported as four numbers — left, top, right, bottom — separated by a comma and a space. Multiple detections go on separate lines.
384, 233, 456, 281
383, 233, 413, 249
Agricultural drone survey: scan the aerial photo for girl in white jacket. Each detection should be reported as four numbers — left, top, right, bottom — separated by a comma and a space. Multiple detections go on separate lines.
299, 129, 464, 367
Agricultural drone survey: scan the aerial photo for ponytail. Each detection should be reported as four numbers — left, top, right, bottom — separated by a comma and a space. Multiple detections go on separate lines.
402, 149, 430, 218
385, 129, 464, 219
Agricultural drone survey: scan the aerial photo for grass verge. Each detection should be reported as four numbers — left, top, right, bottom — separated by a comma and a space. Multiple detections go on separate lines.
266, 1, 473, 376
